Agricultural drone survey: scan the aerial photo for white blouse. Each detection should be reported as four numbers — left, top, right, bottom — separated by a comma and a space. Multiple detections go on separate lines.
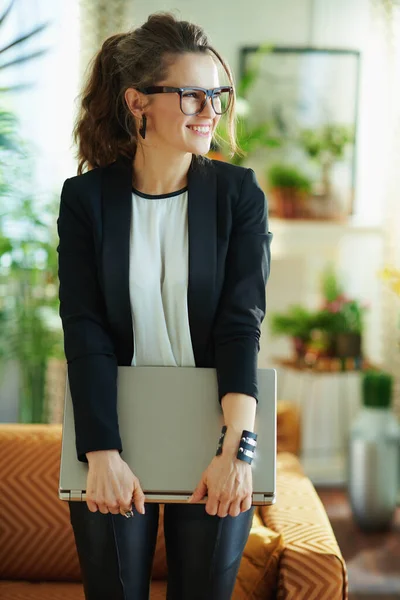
129, 185, 196, 368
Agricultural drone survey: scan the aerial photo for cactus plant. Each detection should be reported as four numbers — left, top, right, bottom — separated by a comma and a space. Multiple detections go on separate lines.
362, 370, 393, 409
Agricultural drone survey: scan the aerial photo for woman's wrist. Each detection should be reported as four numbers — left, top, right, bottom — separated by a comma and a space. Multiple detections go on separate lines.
86, 449, 120, 462
216, 425, 258, 464
220, 426, 242, 456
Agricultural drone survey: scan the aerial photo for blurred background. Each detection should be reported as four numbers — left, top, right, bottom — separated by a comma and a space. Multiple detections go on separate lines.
1, 1, 400, 598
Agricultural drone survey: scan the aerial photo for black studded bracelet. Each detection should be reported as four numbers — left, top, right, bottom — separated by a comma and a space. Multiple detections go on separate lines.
215, 425, 257, 465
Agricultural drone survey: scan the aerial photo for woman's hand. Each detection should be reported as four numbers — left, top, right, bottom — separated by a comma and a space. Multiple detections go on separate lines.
85, 449, 146, 516
187, 452, 253, 517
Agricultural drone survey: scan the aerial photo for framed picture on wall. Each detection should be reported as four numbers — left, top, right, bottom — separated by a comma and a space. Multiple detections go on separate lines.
239, 46, 361, 220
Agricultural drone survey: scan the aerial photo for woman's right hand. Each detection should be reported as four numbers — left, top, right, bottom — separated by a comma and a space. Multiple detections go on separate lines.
85, 449, 146, 516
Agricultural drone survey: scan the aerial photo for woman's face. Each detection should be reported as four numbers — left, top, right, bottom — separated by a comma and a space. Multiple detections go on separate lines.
143, 52, 223, 156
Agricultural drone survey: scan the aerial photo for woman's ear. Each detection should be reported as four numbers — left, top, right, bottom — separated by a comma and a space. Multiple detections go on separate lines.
125, 87, 144, 119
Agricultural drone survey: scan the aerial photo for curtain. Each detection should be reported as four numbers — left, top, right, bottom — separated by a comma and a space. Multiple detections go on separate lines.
373, 0, 400, 413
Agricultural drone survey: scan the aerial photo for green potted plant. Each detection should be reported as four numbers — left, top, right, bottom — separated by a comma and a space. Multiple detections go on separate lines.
362, 370, 393, 409
349, 369, 400, 531
0, 185, 64, 423
318, 265, 368, 358
0, 0, 52, 421
270, 305, 323, 359
298, 124, 354, 205
0, 137, 63, 423
267, 163, 312, 219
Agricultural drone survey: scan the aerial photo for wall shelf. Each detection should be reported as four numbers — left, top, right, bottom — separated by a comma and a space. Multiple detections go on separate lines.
269, 217, 383, 259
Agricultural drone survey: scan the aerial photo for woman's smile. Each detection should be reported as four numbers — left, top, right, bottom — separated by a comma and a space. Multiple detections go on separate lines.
186, 124, 212, 137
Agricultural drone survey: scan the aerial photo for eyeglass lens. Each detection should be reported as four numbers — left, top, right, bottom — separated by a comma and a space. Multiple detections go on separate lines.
181, 89, 231, 115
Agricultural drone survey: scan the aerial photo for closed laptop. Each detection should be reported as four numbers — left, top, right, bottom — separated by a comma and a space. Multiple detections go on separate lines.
59, 366, 276, 505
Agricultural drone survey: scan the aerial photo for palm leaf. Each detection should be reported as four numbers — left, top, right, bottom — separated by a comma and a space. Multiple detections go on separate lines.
0, 0, 14, 28
0, 49, 49, 72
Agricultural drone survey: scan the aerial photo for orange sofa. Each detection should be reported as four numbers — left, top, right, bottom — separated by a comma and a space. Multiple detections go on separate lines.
0, 412, 347, 599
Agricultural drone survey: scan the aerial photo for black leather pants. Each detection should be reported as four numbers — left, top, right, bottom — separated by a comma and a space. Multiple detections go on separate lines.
68, 500, 255, 600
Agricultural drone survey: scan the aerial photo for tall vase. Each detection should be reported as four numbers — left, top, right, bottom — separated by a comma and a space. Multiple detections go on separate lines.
348, 371, 400, 531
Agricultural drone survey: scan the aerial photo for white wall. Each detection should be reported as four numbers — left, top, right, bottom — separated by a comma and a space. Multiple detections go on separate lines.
127, 0, 314, 75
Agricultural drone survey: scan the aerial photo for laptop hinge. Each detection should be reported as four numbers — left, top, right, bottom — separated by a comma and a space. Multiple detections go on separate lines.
253, 493, 269, 502
69, 490, 84, 501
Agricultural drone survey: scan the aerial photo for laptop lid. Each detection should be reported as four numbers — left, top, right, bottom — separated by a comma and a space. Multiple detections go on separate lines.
59, 366, 276, 505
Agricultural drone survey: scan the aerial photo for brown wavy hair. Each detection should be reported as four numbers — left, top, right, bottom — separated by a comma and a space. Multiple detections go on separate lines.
73, 12, 240, 175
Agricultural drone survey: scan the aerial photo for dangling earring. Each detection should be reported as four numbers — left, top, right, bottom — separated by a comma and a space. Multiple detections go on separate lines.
139, 115, 147, 139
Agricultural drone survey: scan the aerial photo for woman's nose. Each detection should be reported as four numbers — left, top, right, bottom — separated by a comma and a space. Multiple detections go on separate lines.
199, 96, 216, 117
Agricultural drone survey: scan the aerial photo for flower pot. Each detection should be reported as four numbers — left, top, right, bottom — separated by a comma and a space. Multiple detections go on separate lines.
334, 332, 362, 358
292, 337, 307, 360
271, 187, 308, 219
348, 407, 400, 531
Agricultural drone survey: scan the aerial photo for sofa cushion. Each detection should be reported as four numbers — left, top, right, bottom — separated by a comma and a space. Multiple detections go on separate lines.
0, 424, 81, 581
232, 508, 284, 600
0, 580, 167, 599
259, 452, 348, 600
277, 400, 301, 455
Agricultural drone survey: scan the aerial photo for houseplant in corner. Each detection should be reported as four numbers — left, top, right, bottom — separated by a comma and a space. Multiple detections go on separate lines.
348, 369, 400, 531
0, 149, 63, 424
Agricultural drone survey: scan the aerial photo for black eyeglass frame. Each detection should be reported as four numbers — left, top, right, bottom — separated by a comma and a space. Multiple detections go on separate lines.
136, 85, 233, 116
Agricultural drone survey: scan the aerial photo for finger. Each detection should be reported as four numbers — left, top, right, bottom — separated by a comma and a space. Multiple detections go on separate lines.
118, 494, 133, 515
190, 481, 207, 503
97, 501, 109, 515
205, 495, 219, 516
217, 502, 230, 518
119, 496, 133, 512
107, 500, 120, 515
228, 499, 242, 517
86, 499, 98, 513
216, 492, 230, 518
240, 495, 252, 513
132, 486, 146, 514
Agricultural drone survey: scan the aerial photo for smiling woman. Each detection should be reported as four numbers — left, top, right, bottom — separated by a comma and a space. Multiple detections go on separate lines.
73, 13, 239, 177
60, 11, 272, 600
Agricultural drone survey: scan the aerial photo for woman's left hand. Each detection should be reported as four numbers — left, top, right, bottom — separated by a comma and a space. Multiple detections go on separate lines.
187, 453, 253, 517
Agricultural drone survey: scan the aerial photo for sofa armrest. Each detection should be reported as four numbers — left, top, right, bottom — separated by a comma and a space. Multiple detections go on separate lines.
259, 453, 348, 600
277, 401, 301, 455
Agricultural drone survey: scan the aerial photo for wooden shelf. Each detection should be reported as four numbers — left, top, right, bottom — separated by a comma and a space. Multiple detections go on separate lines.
269, 217, 383, 258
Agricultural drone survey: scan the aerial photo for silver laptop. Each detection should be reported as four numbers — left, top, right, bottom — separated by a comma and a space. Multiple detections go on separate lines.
59, 366, 277, 505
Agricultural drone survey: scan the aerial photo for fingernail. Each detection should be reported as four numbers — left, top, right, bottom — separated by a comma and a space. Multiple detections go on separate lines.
141, 507, 145, 514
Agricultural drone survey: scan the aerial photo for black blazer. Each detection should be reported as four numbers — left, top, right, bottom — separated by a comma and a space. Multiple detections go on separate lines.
57, 154, 273, 462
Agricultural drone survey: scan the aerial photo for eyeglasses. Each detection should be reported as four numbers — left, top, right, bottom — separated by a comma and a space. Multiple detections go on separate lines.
136, 86, 233, 116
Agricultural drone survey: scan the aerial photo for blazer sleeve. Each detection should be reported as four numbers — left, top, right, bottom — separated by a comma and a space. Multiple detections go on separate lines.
212, 168, 273, 404
57, 178, 122, 463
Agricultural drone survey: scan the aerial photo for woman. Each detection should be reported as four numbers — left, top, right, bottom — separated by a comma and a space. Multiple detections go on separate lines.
57, 11, 273, 600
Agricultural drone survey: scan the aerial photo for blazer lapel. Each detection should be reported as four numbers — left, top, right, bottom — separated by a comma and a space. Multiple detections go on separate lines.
101, 154, 218, 367
187, 158, 218, 366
